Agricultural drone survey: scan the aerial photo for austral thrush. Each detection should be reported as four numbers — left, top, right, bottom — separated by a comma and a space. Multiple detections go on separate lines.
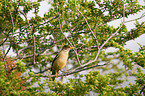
51, 45, 74, 81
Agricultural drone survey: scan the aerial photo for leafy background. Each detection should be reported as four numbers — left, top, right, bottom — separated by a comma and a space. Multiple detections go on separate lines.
0, 0, 145, 95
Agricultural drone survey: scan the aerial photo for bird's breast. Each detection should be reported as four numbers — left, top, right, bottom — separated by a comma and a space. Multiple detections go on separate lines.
53, 52, 69, 70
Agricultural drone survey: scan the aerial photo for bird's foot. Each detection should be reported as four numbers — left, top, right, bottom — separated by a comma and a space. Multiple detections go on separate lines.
60, 70, 69, 75
55, 72, 58, 77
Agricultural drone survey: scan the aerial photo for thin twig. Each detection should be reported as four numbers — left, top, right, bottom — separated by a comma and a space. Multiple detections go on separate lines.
1, 9, 15, 74
140, 85, 145, 94
69, 31, 82, 65
18, 46, 33, 55
125, 22, 144, 34
33, 33, 36, 64
34, 67, 51, 74
35, 16, 59, 28
125, 12, 145, 23
3, 9, 15, 58
17, 52, 56, 59
0, 30, 12, 46
69, 4, 126, 73
34, 63, 106, 77
4, 44, 12, 58
9, 11, 14, 37
75, 0, 99, 49
17, 30, 90, 59
57, 11, 82, 66
0, 38, 8, 46
32, 24, 36, 65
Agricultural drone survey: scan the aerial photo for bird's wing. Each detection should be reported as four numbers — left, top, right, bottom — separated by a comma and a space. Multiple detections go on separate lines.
51, 52, 60, 71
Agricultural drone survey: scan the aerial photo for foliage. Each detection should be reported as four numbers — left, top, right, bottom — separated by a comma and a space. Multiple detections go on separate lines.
0, 0, 145, 95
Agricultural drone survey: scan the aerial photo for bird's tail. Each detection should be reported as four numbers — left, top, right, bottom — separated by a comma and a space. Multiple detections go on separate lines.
52, 71, 56, 81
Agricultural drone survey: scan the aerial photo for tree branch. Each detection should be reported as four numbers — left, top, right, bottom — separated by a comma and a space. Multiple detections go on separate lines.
17, 52, 56, 59
57, 9, 82, 66
34, 15, 59, 28
75, 0, 99, 49
17, 30, 92, 59
69, 4, 126, 73
125, 12, 145, 23
0, 30, 12, 46
18, 46, 33, 55
32, 26, 36, 65
4, 43, 12, 59
9, 9, 14, 38
140, 85, 145, 94
33, 63, 106, 78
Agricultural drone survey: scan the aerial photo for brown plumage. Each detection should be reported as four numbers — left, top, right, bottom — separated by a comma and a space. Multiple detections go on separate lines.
51, 45, 74, 81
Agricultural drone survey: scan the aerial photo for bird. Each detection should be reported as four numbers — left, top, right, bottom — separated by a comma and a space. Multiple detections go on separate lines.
51, 45, 74, 81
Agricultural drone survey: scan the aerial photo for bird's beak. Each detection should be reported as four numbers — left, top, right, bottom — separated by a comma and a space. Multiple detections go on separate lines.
69, 47, 75, 49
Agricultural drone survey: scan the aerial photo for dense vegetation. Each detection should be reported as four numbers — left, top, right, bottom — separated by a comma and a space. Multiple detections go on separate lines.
0, 0, 145, 95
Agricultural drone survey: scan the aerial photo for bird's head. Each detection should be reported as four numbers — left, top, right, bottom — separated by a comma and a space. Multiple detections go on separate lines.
62, 45, 74, 52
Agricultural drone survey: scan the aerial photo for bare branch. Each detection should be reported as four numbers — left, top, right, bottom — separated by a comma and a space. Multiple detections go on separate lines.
18, 46, 33, 55
57, 10, 82, 66
69, 33, 82, 65
125, 12, 145, 23
17, 52, 56, 59
67, 63, 106, 76
35, 15, 59, 28
140, 85, 145, 94
2, 10, 15, 58
0, 38, 8, 46
32, 26, 36, 65
4, 44, 12, 58
9, 9, 14, 37
34, 63, 106, 78
34, 67, 51, 74
69, 4, 125, 73
0, 30, 12, 46
125, 22, 145, 34
0, 9, 15, 74
75, 0, 99, 49
17, 30, 90, 59
33, 34, 36, 64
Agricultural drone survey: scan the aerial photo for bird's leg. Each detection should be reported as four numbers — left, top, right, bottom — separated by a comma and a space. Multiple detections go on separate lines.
55, 71, 58, 77
60, 70, 69, 75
